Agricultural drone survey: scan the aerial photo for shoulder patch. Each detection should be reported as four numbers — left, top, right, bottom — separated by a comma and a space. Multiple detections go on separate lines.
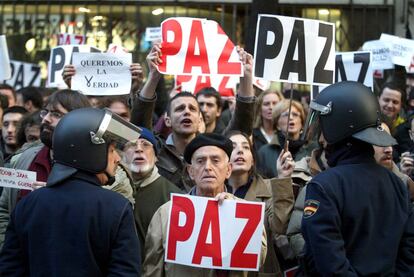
303, 199, 320, 218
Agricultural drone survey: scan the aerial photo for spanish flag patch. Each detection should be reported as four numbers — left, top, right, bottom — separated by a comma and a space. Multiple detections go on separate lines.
303, 199, 320, 218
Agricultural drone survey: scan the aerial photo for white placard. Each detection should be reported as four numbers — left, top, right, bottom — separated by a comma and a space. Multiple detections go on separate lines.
47, 45, 101, 88
3, 60, 41, 90
0, 167, 37, 191
380, 33, 414, 67
0, 35, 11, 81
253, 14, 335, 86
107, 43, 129, 55
165, 194, 265, 271
57, 33, 86, 45
158, 17, 243, 76
71, 52, 132, 96
362, 40, 394, 70
145, 27, 162, 42
253, 77, 271, 91
175, 75, 238, 97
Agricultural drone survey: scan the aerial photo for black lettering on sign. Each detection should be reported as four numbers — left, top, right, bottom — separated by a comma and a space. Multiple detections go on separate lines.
29, 66, 41, 86
314, 23, 334, 84
50, 47, 65, 83
353, 52, 370, 83
254, 16, 283, 78
70, 46, 79, 64
14, 64, 24, 89
335, 55, 347, 82
280, 19, 306, 82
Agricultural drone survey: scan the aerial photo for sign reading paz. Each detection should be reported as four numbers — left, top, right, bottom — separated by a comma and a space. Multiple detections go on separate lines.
175, 75, 239, 97
254, 14, 335, 86
158, 17, 243, 76
0, 167, 37, 191
165, 194, 265, 271
3, 60, 41, 90
71, 52, 132, 96
57, 33, 86, 45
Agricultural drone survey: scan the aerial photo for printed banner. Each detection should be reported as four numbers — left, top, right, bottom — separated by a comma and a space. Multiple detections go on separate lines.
158, 17, 243, 76
175, 75, 238, 96
254, 14, 335, 86
3, 60, 41, 90
380, 33, 414, 67
0, 35, 11, 81
165, 194, 265, 271
0, 167, 37, 191
71, 52, 132, 95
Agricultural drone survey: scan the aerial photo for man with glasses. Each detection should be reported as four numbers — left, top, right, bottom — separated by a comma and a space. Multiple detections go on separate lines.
0, 89, 91, 249
121, 127, 181, 261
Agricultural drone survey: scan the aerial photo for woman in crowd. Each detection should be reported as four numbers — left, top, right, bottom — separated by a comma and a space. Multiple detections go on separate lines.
252, 89, 284, 153
256, 99, 317, 178
225, 130, 295, 276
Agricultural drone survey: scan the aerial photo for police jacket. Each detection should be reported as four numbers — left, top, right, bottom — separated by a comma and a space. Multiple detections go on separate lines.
301, 140, 414, 276
0, 167, 141, 277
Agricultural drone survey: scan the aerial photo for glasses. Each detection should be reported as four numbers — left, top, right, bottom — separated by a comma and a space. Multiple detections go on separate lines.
280, 111, 301, 118
124, 139, 153, 150
40, 109, 65, 120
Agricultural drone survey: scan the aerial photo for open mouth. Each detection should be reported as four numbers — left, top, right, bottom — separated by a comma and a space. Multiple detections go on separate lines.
234, 157, 245, 163
133, 157, 146, 163
181, 118, 192, 126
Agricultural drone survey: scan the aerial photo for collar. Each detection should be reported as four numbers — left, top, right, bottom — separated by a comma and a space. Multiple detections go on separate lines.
189, 184, 228, 196
166, 134, 175, 146
245, 174, 272, 199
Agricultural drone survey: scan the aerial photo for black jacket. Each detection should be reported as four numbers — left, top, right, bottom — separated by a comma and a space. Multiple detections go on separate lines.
0, 169, 141, 277
300, 142, 414, 276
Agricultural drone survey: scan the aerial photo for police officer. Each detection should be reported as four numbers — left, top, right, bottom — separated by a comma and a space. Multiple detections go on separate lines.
0, 108, 142, 276
299, 81, 414, 276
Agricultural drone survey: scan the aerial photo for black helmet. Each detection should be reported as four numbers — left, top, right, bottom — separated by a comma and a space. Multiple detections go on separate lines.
304, 81, 396, 146
53, 107, 141, 173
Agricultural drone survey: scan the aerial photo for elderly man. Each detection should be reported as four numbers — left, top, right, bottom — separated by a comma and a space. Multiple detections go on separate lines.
122, 127, 181, 260
143, 133, 267, 276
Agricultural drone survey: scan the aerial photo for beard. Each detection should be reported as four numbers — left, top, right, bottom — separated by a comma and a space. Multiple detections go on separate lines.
40, 123, 54, 148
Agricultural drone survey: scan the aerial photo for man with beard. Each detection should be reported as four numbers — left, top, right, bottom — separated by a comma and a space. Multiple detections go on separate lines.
0, 89, 91, 248
131, 44, 255, 190
122, 127, 181, 261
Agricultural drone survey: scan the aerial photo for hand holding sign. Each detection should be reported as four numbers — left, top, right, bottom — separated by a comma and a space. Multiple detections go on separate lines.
130, 63, 144, 92
62, 64, 76, 87
238, 46, 254, 97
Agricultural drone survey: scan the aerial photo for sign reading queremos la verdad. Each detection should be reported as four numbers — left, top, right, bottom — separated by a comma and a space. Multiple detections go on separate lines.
71, 52, 132, 96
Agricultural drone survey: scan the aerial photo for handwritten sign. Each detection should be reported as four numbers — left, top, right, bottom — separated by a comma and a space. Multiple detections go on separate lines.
158, 17, 242, 76
0, 35, 11, 81
254, 14, 335, 86
3, 60, 41, 90
71, 52, 132, 95
57, 33, 86, 45
362, 40, 394, 70
0, 167, 37, 191
165, 194, 265, 271
145, 27, 162, 42
380, 33, 414, 67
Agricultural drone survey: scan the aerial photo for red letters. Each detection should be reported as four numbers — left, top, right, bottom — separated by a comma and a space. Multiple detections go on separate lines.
192, 200, 222, 266
217, 25, 241, 75
159, 19, 183, 72
167, 195, 195, 260
230, 202, 262, 269
218, 76, 235, 97
183, 20, 210, 74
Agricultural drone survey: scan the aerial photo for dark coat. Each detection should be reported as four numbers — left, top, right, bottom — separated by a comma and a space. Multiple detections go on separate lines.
300, 145, 414, 276
252, 127, 268, 154
0, 169, 141, 277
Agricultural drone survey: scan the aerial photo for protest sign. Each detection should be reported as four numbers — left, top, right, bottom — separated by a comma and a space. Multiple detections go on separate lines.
71, 52, 132, 96
145, 27, 162, 42
0, 35, 11, 81
253, 77, 271, 91
47, 45, 101, 88
107, 43, 129, 54
254, 14, 335, 86
2, 60, 41, 90
165, 194, 265, 271
362, 40, 394, 70
380, 33, 414, 67
312, 51, 373, 99
0, 167, 37, 191
158, 17, 242, 76
57, 33, 86, 45
175, 75, 239, 97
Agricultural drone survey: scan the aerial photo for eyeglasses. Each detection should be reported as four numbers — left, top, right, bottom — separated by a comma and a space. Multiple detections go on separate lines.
40, 109, 65, 120
124, 139, 153, 150
280, 111, 301, 118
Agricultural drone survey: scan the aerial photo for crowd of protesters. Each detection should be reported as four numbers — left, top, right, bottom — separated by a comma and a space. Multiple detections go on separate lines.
0, 41, 412, 276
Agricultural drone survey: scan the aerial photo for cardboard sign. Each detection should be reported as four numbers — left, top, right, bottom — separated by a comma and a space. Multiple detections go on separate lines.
0, 35, 11, 81
380, 33, 414, 67
165, 194, 265, 271
2, 60, 41, 90
362, 40, 394, 70
0, 167, 37, 191
57, 33, 86, 45
47, 45, 101, 88
175, 75, 238, 96
312, 51, 373, 98
145, 27, 162, 42
71, 52, 132, 96
158, 17, 243, 76
254, 14, 335, 86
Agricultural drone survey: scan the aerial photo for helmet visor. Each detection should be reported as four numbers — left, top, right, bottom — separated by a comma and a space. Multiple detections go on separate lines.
301, 100, 331, 142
